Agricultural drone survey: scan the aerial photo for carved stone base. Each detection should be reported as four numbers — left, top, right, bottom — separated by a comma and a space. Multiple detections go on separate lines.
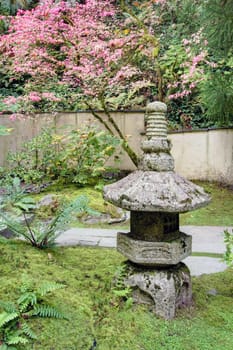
124, 262, 192, 319
117, 231, 192, 266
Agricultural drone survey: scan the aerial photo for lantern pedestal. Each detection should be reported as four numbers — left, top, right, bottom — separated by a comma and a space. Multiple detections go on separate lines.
124, 262, 192, 320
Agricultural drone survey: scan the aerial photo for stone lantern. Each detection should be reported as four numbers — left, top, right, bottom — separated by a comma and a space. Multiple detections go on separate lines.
103, 102, 210, 319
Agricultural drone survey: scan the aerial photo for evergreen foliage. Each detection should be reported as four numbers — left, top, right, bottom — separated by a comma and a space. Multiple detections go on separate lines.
201, 0, 233, 57
200, 0, 233, 125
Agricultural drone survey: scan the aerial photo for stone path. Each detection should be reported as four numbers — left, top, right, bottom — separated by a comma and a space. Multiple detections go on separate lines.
57, 225, 232, 276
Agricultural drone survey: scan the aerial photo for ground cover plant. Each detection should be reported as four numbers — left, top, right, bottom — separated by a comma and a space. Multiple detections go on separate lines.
0, 240, 232, 350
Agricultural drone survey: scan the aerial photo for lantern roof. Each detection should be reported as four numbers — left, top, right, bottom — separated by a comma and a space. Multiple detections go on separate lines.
103, 102, 210, 212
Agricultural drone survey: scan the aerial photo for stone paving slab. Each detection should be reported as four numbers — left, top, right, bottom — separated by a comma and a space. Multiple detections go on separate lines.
57, 226, 232, 253
56, 226, 231, 276
183, 256, 227, 276
181, 225, 232, 254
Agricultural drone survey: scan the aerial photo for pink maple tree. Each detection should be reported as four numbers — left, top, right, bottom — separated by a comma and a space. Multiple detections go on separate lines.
0, 0, 212, 163
0, 0, 163, 165
0, 1, 154, 111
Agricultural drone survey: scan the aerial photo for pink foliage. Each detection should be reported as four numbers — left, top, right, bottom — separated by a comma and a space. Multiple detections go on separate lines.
0, 0, 211, 110
168, 30, 211, 100
0, 0, 148, 107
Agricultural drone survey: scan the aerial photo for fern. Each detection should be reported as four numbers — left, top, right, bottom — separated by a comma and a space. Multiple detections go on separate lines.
17, 292, 37, 312
37, 282, 66, 297
21, 323, 37, 340
32, 305, 66, 319
0, 280, 67, 348
7, 336, 28, 345
19, 279, 31, 294
0, 195, 95, 248
0, 302, 16, 314
0, 312, 18, 328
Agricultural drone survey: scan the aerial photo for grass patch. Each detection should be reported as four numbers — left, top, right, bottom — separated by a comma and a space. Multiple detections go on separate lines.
0, 240, 232, 350
191, 252, 223, 258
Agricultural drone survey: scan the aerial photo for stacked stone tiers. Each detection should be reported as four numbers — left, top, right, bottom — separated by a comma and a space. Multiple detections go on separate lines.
103, 101, 211, 319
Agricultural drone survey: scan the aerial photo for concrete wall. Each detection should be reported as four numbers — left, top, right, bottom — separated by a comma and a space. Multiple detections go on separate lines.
0, 112, 232, 185
170, 128, 233, 184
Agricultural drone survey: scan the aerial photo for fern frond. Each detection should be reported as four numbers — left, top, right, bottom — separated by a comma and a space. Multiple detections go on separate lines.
19, 279, 32, 294
17, 292, 37, 312
0, 301, 16, 314
0, 212, 32, 242
49, 195, 91, 232
37, 282, 66, 297
21, 323, 37, 340
32, 305, 66, 319
7, 335, 29, 345
0, 312, 18, 328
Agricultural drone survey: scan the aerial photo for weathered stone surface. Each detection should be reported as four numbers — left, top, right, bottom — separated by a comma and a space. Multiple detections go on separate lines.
117, 231, 192, 266
124, 262, 192, 319
142, 102, 174, 172
141, 139, 171, 153
0, 227, 15, 238
37, 194, 56, 208
139, 152, 174, 171
81, 207, 128, 225
146, 101, 167, 114
103, 101, 210, 212
145, 101, 168, 139
103, 171, 211, 212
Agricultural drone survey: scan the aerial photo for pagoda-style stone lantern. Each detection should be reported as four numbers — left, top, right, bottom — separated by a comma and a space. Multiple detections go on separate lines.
103, 102, 210, 319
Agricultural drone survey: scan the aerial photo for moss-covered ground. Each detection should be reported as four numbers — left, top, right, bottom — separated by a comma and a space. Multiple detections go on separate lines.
0, 239, 232, 350
32, 181, 233, 228
180, 181, 233, 226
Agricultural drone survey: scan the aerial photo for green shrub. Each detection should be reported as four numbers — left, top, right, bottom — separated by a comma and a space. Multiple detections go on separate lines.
0, 177, 35, 214
3, 126, 120, 186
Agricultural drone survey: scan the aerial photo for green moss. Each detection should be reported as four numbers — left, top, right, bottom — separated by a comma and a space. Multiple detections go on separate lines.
180, 181, 233, 226
0, 241, 232, 350
31, 184, 130, 229
30, 180, 233, 229
31, 181, 233, 229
